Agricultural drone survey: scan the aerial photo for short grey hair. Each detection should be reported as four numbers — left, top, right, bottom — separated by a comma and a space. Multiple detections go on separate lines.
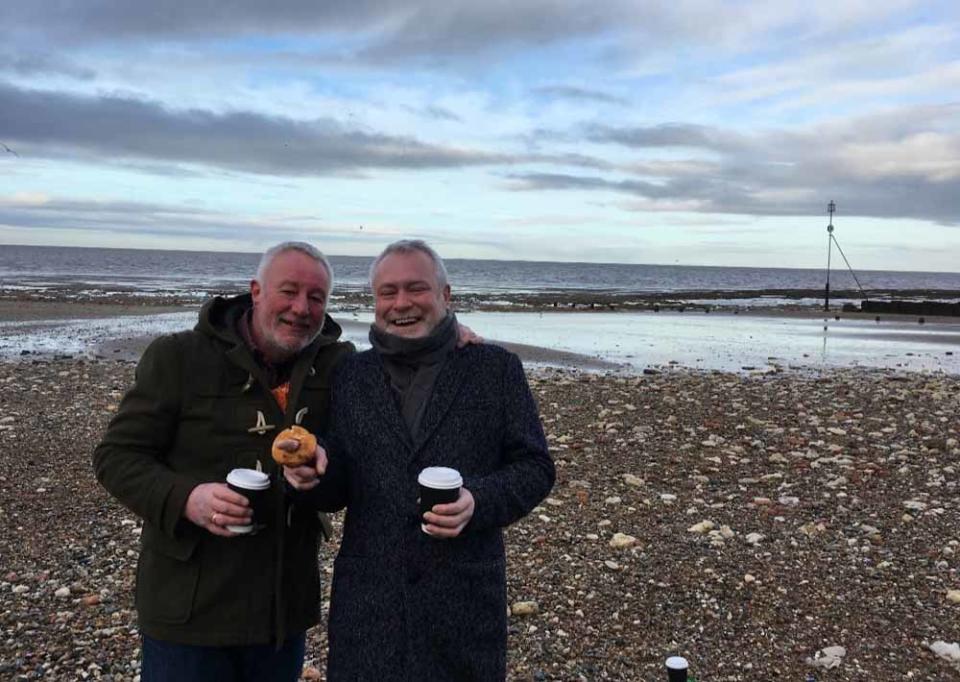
369, 239, 449, 290
256, 242, 334, 297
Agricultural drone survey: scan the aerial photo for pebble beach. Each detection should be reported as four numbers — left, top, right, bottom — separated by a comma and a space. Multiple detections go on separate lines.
1, 298, 959, 680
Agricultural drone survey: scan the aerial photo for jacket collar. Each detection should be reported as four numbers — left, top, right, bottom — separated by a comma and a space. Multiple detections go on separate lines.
199, 293, 343, 423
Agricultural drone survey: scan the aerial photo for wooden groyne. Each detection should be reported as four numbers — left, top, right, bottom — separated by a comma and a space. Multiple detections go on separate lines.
860, 300, 960, 317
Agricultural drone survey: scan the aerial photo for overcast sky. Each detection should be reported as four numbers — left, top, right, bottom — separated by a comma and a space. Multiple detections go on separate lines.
1, 1, 958, 270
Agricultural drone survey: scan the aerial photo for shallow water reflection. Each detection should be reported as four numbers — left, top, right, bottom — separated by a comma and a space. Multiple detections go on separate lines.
1, 309, 957, 374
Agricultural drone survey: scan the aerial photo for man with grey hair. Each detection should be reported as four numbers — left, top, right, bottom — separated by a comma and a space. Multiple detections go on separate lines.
288, 238, 555, 680
367, 238, 448, 290
94, 241, 352, 681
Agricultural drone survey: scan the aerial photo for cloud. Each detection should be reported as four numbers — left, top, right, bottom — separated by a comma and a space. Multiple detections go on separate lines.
421, 105, 462, 122
532, 85, 629, 106
0, 52, 95, 80
1, 1, 921, 63
710, 23, 959, 108
508, 104, 960, 223
0, 194, 356, 242
0, 82, 514, 175
586, 123, 738, 151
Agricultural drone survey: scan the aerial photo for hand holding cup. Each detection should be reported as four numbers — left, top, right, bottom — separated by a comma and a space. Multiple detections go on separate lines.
185, 481, 253, 537
418, 467, 473, 538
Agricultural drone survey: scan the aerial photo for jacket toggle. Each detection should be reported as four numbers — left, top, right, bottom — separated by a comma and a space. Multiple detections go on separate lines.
294, 407, 308, 425
247, 410, 276, 435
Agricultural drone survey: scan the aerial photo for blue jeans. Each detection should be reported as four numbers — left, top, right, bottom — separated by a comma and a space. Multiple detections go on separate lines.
141, 632, 306, 682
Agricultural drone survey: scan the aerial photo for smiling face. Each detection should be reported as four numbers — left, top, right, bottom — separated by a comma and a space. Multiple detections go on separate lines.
372, 249, 451, 338
250, 249, 330, 361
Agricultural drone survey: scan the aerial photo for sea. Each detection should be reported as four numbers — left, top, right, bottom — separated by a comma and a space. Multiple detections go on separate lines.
2, 244, 960, 304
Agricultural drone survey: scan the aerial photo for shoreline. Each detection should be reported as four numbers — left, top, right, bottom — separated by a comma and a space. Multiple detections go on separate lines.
2, 299, 958, 375
4, 285, 960, 317
4, 296, 959, 325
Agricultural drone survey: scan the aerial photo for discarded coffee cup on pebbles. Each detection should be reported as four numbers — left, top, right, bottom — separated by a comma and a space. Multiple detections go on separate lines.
226, 468, 270, 534
665, 656, 688, 682
418, 467, 462, 534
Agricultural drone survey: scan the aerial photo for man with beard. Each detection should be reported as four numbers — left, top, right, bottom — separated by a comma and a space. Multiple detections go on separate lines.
95, 242, 350, 681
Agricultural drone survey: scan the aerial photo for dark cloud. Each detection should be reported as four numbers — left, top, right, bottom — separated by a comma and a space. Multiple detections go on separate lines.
586, 123, 738, 151
0, 196, 320, 242
421, 105, 462, 122
507, 111, 960, 224
508, 169, 960, 224
0, 1, 658, 61
533, 85, 628, 106
0, 82, 513, 175
0, 52, 95, 80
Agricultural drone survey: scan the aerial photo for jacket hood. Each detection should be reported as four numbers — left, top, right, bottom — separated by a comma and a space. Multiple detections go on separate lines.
194, 293, 343, 348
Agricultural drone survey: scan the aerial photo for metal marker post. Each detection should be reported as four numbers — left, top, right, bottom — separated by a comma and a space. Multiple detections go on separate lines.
824, 200, 835, 312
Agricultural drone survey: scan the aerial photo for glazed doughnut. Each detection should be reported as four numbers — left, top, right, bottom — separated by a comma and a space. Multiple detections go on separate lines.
271, 425, 317, 466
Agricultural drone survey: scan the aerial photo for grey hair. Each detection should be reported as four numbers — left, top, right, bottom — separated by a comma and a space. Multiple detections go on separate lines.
368, 239, 448, 290
256, 241, 333, 287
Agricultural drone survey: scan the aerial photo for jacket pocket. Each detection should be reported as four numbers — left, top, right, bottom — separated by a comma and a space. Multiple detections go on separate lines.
136, 527, 201, 625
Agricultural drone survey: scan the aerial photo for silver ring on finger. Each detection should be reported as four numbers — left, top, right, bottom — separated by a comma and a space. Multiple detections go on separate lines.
211, 512, 219, 525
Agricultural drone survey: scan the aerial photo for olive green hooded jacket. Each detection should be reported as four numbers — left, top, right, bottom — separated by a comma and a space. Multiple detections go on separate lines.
93, 294, 353, 646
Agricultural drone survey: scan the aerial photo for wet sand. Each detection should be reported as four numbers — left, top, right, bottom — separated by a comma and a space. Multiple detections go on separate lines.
0, 299, 193, 323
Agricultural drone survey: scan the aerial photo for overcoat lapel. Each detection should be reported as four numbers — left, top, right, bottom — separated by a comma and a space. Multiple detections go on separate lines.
413, 350, 466, 455
364, 354, 416, 453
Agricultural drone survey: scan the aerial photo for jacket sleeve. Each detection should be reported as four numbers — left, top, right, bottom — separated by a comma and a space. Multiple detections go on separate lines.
92, 335, 198, 538
463, 352, 555, 532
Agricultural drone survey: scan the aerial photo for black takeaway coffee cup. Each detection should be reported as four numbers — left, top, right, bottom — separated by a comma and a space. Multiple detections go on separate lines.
665, 656, 689, 682
417, 466, 462, 533
226, 468, 270, 534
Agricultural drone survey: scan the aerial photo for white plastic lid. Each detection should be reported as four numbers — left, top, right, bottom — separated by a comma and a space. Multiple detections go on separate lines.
417, 466, 462, 489
227, 468, 270, 490
665, 656, 688, 670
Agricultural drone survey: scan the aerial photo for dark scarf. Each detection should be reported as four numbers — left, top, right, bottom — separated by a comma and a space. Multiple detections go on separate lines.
369, 312, 458, 441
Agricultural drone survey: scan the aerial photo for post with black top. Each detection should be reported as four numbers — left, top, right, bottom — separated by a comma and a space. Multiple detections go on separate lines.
824, 200, 835, 312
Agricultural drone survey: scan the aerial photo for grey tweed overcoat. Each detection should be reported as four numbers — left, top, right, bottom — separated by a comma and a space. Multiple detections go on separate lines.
313, 343, 554, 681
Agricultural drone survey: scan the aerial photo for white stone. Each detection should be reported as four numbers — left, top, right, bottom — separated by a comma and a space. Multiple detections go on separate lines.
511, 601, 539, 617
807, 645, 846, 669
745, 532, 764, 545
54, 586, 71, 598
946, 590, 960, 604
929, 641, 960, 664
609, 533, 637, 549
622, 474, 644, 487
687, 520, 715, 534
